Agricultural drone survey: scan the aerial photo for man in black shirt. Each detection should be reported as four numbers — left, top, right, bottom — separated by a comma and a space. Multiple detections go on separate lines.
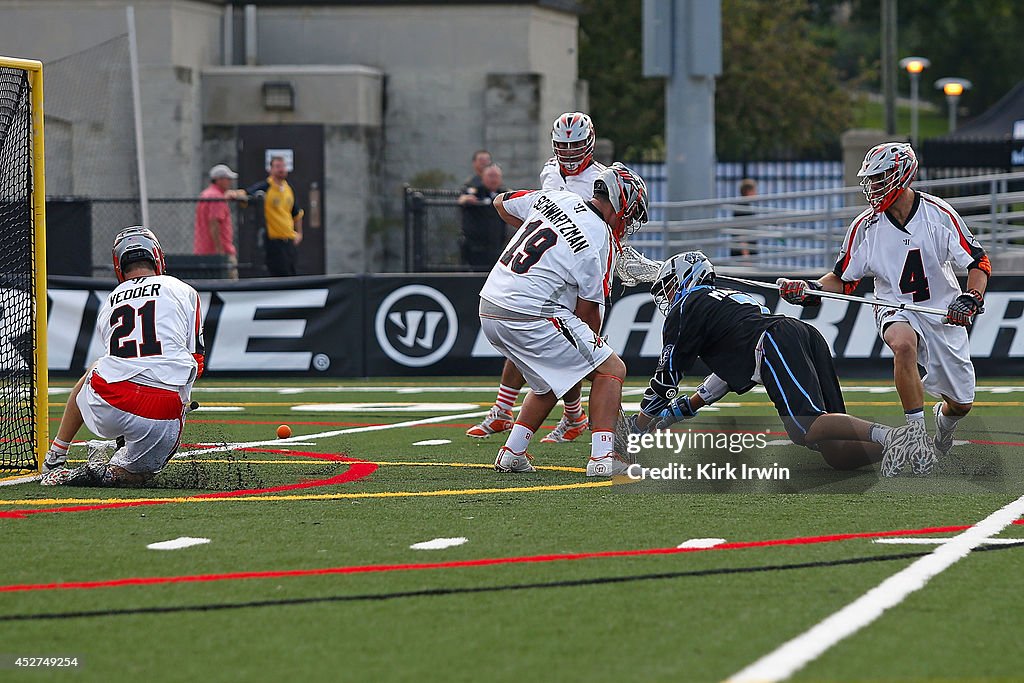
631, 251, 915, 471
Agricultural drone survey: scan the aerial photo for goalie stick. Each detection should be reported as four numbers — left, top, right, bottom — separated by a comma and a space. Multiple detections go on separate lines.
716, 274, 949, 320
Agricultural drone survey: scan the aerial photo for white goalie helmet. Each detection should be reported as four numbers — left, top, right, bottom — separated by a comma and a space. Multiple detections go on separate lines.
551, 112, 596, 175
857, 142, 919, 213
112, 225, 166, 283
651, 251, 715, 314
593, 162, 649, 241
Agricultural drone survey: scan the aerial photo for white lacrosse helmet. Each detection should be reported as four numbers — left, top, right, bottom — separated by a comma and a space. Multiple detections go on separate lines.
593, 162, 649, 241
857, 142, 918, 213
651, 251, 715, 314
552, 112, 596, 175
112, 226, 166, 282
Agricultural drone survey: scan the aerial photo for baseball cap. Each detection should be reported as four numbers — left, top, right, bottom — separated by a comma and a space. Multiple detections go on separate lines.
209, 164, 238, 180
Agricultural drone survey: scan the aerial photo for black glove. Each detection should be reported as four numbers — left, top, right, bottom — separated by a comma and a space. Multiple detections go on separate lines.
776, 278, 822, 307
946, 290, 984, 326
658, 395, 698, 428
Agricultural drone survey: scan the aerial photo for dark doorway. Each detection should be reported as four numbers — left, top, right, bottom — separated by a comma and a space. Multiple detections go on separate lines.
237, 124, 325, 277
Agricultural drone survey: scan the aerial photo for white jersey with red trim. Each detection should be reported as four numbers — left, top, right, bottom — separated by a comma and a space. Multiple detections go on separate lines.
539, 158, 606, 198
833, 191, 986, 308
480, 189, 614, 317
93, 275, 204, 390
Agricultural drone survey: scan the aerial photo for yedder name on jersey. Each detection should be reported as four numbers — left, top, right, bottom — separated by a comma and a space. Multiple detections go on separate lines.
94, 274, 204, 391
480, 190, 614, 317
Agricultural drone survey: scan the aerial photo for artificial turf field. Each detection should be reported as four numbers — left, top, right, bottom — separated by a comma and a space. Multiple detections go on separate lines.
2, 377, 1023, 682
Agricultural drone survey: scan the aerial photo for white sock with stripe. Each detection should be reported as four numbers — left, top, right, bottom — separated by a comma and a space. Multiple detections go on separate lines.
48, 438, 70, 456
495, 384, 520, 413
905, 407, 925, 425
563, 396, 583, 420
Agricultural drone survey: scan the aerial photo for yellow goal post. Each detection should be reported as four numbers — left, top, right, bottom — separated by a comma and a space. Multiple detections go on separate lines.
0, 56, 47, 474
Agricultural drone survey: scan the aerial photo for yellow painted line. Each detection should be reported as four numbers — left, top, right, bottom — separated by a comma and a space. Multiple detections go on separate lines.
0, 480, 610, 506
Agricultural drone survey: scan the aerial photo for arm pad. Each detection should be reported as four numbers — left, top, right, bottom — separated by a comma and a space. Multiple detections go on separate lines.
696, 373, 730, 405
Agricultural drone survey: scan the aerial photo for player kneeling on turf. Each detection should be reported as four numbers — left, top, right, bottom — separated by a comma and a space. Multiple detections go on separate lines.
41, 226, 205, 487
630, 252, 915, 472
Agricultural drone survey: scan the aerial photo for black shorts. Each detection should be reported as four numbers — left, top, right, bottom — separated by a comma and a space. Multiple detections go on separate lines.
759, 318, 846, 444
266, 238, 297, 277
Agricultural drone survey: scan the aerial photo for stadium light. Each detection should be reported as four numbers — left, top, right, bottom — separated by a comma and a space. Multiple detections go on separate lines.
935, 77, 972, 132
899, 56, 930, 146
262, 81, 295, 112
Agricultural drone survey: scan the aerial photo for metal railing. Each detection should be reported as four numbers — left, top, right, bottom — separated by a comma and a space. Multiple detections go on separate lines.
635, 171, 1024, 271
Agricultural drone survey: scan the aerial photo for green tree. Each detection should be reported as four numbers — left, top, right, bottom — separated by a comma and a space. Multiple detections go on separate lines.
849, 0, 1024, 117
579, 0, 854, 160
578, 0, 664, 160
716, 0, 852, 159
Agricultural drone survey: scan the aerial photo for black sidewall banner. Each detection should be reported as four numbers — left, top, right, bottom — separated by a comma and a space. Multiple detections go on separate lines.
45, 274, 1024, 377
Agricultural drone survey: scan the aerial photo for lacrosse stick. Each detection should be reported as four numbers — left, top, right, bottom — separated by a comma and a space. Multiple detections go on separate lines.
716, 274, 949, 321
616, 244, 664, 287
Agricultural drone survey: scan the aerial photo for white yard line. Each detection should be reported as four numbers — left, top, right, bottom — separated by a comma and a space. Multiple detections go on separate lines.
172, 409, 489, 459
0, 474, 40, 486
728, 493, 1024, 683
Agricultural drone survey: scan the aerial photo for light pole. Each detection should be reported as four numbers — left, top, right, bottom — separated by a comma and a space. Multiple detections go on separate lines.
899, 56, 930, 146
935, 78, 972, 133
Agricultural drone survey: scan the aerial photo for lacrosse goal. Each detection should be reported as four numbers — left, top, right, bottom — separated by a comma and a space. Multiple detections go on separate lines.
0, 56, 47, 473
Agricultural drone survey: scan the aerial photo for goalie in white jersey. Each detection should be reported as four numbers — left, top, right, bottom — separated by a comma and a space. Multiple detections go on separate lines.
41, 226, 205, 486
468, 112, 609, 443
480, 162, 648, 477
778, 142, 991, 477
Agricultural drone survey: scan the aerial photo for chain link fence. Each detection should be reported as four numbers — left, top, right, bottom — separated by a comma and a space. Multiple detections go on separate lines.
47, 197, 260, 279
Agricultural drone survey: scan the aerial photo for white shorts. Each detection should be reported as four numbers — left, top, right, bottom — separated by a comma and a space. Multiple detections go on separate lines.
76, 372, 186, 475
480, 308, 614, 399
876, 307, 976, 404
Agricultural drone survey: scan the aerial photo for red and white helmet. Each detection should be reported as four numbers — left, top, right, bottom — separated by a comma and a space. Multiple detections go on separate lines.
112, 225, 166, 282
551, 112, 595, 176
857, 142, 918, 213
593, 162, 649, 241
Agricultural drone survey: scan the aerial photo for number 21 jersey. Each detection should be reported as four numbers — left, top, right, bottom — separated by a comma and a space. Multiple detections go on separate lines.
479, 190, 614, 317
93, 274, 205, 388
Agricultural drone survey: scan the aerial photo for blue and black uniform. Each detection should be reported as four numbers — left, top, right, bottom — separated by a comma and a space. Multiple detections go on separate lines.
639, 286, 845, 444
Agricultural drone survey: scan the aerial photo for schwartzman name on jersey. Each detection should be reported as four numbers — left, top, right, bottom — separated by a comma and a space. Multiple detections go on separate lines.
479, 189, 615, 318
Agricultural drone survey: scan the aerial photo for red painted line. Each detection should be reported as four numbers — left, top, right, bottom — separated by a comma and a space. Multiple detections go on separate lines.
0, 450, 376, 519
188, 419, 482, 429
2, 519, 1020, 594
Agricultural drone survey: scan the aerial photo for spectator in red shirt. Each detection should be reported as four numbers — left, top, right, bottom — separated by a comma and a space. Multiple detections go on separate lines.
194, 164, 245, 278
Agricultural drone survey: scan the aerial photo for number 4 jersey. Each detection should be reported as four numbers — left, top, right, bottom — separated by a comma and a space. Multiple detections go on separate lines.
94, 275, 205, 391
479, 190, 614, 317
834, 191, 989, 307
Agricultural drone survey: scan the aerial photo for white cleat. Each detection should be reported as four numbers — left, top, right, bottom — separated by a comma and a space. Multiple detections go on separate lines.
907, 419, 935, 476
586, 452, 629, 478
932, 402, 955, 458
880, 424, 914, 477
541, 412, 589, 443
466, 406, 514, 439
493, 446, 536, 473
41, 449, 67, 475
